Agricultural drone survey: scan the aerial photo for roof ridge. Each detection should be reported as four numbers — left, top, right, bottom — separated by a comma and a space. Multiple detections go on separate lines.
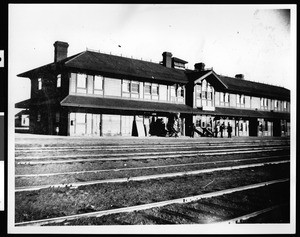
85, 49, 161, 65
218, 74, 288, 90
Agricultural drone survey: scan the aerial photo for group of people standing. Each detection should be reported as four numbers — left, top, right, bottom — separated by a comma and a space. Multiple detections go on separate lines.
215, 122, 232, 138
190, 121, 232, 138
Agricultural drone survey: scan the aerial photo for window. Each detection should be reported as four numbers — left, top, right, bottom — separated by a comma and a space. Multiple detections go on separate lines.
94, 75, 103, 90
105, 78, 121, 97
260, 98, 264, 107
122, 80, 130, 93
180, 87, 184, 97
237, 94, 240, 104
145, 83, 151, 94
283, 101, 287, 109
131, 81, 140, 93
152, 83, 159, 95
220, 92, 224, 102
207, 92, 212, 100
94, 75, 103, 94
55, 112, 60, 123
264, 98, 268, 107
57, 74, 61, 88
170, 85, 176, 97
202, 80, 207, 89
37, 113, 41, 122
241, 95, 245, 104
274, 100, 278, 108
196, 85, 201, 98
38, 78, 42, 90
202, 91, 207, 99
224, 93, 229, 103
77, 74, 87, 93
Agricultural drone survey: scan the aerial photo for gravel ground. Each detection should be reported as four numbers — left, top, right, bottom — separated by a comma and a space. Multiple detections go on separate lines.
15, 150, 289, 176
15, 155, 288, 187
43, 181, 290, 225
15, 163, 290, 223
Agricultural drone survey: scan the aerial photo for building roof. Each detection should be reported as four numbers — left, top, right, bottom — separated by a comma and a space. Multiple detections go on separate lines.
17, 53, 82, 78
192, 107, 290, 120
17, 47, 290, 101
186, 70, 228, 90
217, 75, 290, 101
18, 50, 189, 84
60, 95, 193, 114
15, 98, 61, 108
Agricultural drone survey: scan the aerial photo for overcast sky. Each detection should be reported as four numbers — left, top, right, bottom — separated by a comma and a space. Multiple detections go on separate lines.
9, 4, 295, 109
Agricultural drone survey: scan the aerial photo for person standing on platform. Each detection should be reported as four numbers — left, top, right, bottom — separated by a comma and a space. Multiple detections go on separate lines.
220, 122, 225, 138
227, 122, 232, 138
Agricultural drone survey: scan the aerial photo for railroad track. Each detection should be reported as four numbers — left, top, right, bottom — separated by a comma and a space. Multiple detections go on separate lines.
15, 136, 290, 225
15, 178, 290, 226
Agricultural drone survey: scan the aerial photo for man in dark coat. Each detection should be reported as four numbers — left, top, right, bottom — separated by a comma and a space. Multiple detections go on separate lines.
227, 122, 232, 138
220, 122, 225, 138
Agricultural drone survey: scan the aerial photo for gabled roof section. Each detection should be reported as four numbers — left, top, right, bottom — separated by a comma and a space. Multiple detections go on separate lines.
186, 70, 228, 90
218, 75, 290, 101
64, 51, 188, 84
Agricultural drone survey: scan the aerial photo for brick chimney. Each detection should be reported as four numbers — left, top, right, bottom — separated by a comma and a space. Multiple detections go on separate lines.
54, 41, 69, 62
162, 52, 173, 68
235, 74, 244, 79
194, 62, 205, 71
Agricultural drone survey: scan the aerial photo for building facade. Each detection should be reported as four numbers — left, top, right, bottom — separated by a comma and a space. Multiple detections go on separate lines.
16, 41, 290, 137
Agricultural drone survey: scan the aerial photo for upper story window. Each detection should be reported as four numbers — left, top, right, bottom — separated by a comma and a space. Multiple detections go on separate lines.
131, 81, 140, 93
152, 83, 159, 95
283, 101, 287, 109
220, 92, 224, 102
122, 80, 130, 93
55, 112, 60, 123
274, 99, 278, 108
38, 78, 42, 90
202, 80, 207, 90
57, 74, 61, 88
145, 83, 151, 94
224, 93, 229, 103
94, 75, 103, 94
77, 74, 87, 94
37, 112, 41, 122
237, 94, 240, 104
179, 86, 184, 97
241, 95, 245, 104
196, 85, 201, 98
237, 94, 245, 105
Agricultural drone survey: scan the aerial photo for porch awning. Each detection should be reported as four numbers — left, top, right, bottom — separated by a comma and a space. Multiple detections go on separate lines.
15, 98, 61, 108
60, 95, 194, 114
15, 99, 32, 109
192, 107, 290, 120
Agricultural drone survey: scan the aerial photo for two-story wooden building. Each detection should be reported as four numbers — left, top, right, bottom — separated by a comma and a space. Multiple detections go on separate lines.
16, 41, 290, 137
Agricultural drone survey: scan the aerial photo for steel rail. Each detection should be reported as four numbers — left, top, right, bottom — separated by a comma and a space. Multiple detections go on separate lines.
15, 160, 289, 192
15, 147, 288, 165
14, 178, 289, 226
15, 141, 289, 152
219, 203, 289, 224
15, 146, 289, 163
15, 154, 290, 178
